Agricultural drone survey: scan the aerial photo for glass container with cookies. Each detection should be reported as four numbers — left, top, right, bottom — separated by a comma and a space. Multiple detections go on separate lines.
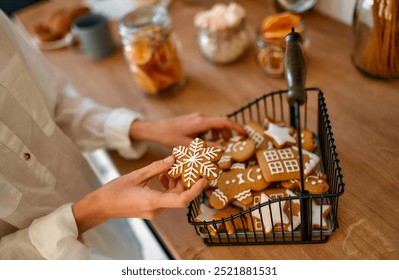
119, 5, 185, 95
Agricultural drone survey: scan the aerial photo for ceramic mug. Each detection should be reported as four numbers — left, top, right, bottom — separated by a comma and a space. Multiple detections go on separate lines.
66, 13, 114, 59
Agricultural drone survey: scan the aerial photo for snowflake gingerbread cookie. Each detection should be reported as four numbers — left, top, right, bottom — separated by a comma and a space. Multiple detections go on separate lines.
168, 138, 222, 188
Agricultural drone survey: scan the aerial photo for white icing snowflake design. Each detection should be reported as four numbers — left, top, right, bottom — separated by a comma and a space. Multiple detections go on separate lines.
168, 138, 222, 188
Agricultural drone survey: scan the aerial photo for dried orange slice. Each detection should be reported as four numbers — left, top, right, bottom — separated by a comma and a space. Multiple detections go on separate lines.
130, 66, 159, 94
125, 39, 153, 66
261, 12, 301, 40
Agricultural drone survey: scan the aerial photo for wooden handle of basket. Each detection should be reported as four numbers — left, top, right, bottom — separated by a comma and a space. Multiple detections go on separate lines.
285, 29, 307, 106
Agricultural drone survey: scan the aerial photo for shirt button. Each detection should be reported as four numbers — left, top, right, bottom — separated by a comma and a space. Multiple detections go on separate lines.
24, 153, 31, 160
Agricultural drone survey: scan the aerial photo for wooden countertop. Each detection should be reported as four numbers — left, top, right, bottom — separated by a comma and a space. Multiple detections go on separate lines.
14, 0, 399, 259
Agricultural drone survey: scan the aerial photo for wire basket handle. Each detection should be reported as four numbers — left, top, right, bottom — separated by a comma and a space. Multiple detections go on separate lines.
285, 28, 312, 241
285, 28, 307, 106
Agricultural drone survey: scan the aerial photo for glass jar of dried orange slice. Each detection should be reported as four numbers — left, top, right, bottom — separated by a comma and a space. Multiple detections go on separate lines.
119, 5, 185, 95
257, 12, 307, 77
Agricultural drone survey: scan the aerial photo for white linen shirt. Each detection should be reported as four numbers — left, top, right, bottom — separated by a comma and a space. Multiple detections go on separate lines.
0, 11, 147, 259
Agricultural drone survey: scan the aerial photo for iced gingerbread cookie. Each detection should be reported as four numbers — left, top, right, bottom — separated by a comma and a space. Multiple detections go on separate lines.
244, 120, 274, 150
209, 163, 269, 209
194, 204, 246, 236
213, 205, 247, 235
263, 120, 296, 148
194, 203, 218, 236
217, 136, 256, 170
256, 146, 319, 182
280, 170, 329, 194
168, 138, 222, 188
292, 128, 316, 152
245, 188, 301, 233
312, 201, 332, 229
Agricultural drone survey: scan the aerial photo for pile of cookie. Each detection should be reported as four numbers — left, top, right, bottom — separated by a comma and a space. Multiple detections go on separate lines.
188, 118, 332, 236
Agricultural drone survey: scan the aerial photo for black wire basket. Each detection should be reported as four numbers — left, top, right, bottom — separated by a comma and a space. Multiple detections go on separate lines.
187, 87, 344, 245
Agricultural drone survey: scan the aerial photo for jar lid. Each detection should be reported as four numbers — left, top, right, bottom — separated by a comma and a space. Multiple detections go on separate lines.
119, 5, 169, 38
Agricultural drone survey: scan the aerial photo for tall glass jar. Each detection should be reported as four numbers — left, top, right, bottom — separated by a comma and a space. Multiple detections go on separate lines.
352, 0, 399, 79
119, 6, 185, 95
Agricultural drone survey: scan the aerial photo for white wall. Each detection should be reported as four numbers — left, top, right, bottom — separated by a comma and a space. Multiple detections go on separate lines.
314, 0, 357, 25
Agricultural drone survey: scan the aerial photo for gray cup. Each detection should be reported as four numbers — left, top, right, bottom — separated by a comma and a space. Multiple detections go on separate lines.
67, 13, 115, 59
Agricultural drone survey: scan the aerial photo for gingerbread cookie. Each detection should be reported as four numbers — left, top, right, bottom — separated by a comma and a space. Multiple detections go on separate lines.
208, 163, 269, 209
281, 170, 329, 194
244, 120, 274, 150
168, 138, 222, 188
213, 205, 247, 235
263, 120, 296, 148
256, 146, 319, 182
217, 136, 256, 169
194, 203, 218, 236
312, 201, 332, 229
292, 129, 316, 152
246, 188, 300, 233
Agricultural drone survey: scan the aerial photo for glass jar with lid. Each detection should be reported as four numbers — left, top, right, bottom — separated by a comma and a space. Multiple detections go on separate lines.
194, 3, 249, 64
119, 5, 185, 95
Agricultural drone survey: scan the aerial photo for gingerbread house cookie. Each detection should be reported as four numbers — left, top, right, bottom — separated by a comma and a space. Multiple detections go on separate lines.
256, 146, 319, 182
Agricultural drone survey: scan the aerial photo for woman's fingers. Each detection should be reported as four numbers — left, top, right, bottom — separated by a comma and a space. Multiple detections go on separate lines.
128, 155, 175, 183
157, 178, 208, 208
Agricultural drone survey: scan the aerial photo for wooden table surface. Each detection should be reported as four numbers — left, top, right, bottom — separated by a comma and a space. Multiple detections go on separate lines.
14, 0, 399, 260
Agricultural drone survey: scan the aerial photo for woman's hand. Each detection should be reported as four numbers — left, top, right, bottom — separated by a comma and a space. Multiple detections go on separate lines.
72, 155, 207, 234
129, 112, 247, 148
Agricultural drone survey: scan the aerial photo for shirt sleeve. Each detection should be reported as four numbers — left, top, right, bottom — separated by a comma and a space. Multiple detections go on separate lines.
0, 204, 89, 260
28, 203, 89, 260
54, 83, 148, 159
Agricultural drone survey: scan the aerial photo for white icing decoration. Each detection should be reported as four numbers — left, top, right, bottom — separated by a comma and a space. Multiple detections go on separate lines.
235, 189, 251, 201
213, 189, 228, 205
257, 175, 263, 180
169, 138, 221, 188
292, 146, 320, 175
218, 155, 231, 163
244, 125, 265, 149
264, 122, 296, 147
231, 163, 246, 170
236, 173, 245, 184
246, 168, 255, 182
